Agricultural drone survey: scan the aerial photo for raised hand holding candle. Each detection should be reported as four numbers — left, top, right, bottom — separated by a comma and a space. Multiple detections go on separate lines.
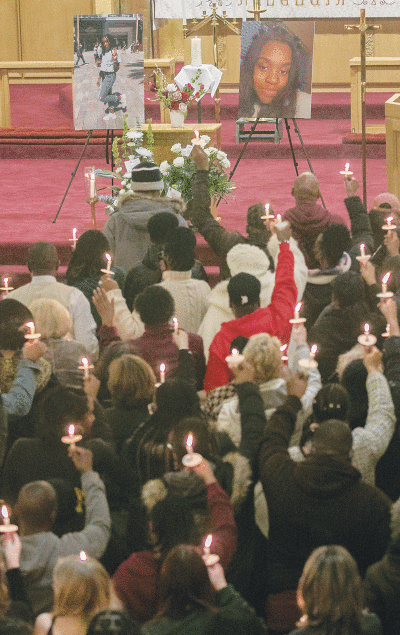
358, 322, 377, 347
24, 321, 41, 340
0, 505, 18, 534
202, 534, 220, 566
182, 432, 202, 467
159, 363, 166, 384
100, 253, 114, 276
356, 243, 371, 264
382, 216, 396, 233
290, 302, 306, 326
299, 344, 319, 369
79, 356, 94, 379
61, 424, 83, 449
225, 347, 244, 369
377, 271, 394, 299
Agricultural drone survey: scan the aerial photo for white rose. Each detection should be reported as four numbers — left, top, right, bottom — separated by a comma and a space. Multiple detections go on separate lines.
160, 160, 170, 174
204, 148, 213, 156
200, 135, 211, 145
171, 143, 182, 153
217, 150, 227, 161
115, 167, 122, 173
167, 83, 177, 92
121, 180, 127, 186
221, 159, 231, 169
173, 157, 185, 168
136, 147, 153, 158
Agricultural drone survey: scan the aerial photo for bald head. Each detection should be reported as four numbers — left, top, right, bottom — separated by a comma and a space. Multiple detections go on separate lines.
292, 172, 320, 204
27, 242, 59, 276
15, 481, 57, 534
310, 420, 352, 459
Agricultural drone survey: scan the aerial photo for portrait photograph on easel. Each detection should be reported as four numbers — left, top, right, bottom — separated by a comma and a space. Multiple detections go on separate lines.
238, 20, 315, 120
73, 14, 144, 130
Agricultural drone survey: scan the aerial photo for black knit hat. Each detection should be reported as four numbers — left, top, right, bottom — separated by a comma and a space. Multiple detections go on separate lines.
130, 161, 163, 191
228, 272, 261, 306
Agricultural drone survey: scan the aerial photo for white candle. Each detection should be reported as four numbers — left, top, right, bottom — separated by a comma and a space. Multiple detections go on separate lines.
186, 432, 194, 454
25, 321, 35, 336
80, 551, 87, 561
105, 253, 112, 273
173, 317, 179, 333
160, 363, 166, 383
265, 203, 270, 214
276, 214, 282, 222
182, 0, 187, 24
310, 344, 318, 358
360, 243, 366, 258
1, 505, 10, 526
382, 272, 391, 294
90, 168, 96, 199
204, 534, 212, 556
363, 323, 370, 337
81, 357, 90, 379
294, 302, 302, 320
191, 37, 202, 67
345, 162, 350, 172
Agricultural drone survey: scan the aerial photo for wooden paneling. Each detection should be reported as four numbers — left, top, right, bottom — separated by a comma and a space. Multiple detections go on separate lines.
18, 0, 94, 61
0, 0, 20, 61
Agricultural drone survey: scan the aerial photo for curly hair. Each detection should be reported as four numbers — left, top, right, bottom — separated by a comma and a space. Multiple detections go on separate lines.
243, 332, 282, 383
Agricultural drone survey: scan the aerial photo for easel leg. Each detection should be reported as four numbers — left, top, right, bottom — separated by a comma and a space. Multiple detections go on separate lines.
53, 129, 93, 223
291, 118, 327, 210
284, 119, 299, 177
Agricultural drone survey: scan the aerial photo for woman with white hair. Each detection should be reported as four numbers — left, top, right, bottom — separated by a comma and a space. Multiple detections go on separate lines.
29, 298, 89, 388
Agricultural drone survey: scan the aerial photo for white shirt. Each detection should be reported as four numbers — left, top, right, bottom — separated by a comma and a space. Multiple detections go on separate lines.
100, 49, 122, 73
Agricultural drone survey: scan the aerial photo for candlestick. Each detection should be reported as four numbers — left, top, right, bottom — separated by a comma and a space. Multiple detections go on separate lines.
356, 243, 371, 264
191, 37, 202, 67
0, 505, 18, 534
23, 321, 41, 340
78, 356, 94, 379
289, 302, 306, 326
357, 323, 377, 347
61, 424, 83, 449
298, 344, 319, 369
100, 253, 114, 276
225, 348, 244, 369
191, 130, 201, 146
172, 317, 179, 334
0, 277, 14, 294
340, 162, 353, 176
69, 228, 78, 250
202, 533, 220, 566
159, 363, 166, 384
182, 432, 202, 467
377, 271, 394, 299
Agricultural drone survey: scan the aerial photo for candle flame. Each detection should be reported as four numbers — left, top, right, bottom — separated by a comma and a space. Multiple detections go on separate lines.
386, 216, 394, 225
382, 272, 391, 285
172, 317, 178, 326
204, 534, 212, 549
364, 323, 370, 334
3, 278, 8, 285
280, 344, 288, 352
186, 433, 193, 449
310, 344, 318, 356
105, 253, 112, 262
73, 227, 77, 236
264, 203, 270, 213
295, 302, 302, 314
160, 363, 166, 373
194, 130, 199, 139
25, 321, 34, 331
231, 348, 239, 356
1, 505, 8, 520
276, 214, 282, 222
345, 162, 350, 171
80, 551, 87, 561
68, 424, 75, 436
81, 357, 88, 366
360, 243, 365, 251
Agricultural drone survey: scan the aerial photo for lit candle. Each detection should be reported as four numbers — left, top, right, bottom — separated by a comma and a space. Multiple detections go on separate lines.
382, 272, 391, 294
105, 253, 112, 273
185, 432, 194, 455
191, 130, 201, 146
310, 344, 318, 358
383, 216, 396, 233
363, 323, 370, 337
1, 505, 10, 526
294, 302, 302, 320
173, 317, 179, 334
25, 321, 35, 336
191, 37, 202, 66
345, 162, 350, 172
3, 278, 8, 292
159, 363, 166, 384
265, 203, 270, 215
68, 424, 76, 447
90, 168, 96, 199
280, 344, 288, 361
69, 227, 78, 250
80, 551, 87, 561
204, 534, 212, 556
360, 243, 366, 258
81, 357, 89, 379
276, 214, 282, 222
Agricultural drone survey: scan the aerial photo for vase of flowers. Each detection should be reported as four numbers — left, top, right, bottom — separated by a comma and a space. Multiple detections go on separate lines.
159, 136, 234, 207
149, 68, 207, 127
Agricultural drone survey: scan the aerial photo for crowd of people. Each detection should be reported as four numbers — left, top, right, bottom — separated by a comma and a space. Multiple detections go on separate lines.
1, 143, 400, 635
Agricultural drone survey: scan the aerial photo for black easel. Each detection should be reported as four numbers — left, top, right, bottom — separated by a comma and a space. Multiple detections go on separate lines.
220, 117, 326, 209
53, 130, 93, 223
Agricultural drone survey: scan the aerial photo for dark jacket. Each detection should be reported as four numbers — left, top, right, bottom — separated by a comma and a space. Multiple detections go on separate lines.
258, 395, 391, 594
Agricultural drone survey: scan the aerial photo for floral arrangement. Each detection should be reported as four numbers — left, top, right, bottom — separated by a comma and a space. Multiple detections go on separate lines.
149, 67, 207, 116
160, 136, 234, 203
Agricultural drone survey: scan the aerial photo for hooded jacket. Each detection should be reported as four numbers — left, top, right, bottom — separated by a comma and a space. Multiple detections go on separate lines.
103, 195, 187, 272
204, 242, 297, 392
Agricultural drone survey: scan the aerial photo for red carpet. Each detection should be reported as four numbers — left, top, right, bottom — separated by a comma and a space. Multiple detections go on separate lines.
1, 82, 391, 283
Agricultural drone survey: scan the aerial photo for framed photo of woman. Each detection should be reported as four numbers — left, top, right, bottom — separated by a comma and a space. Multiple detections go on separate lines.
238, 20, 315, 120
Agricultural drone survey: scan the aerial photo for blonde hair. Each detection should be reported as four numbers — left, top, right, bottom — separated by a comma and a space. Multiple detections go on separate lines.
243, 333, 282, 383
297, 545, 363, 635
53, 555, 113, 625
107, 354, 156, 406
29, 298, 72, 339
